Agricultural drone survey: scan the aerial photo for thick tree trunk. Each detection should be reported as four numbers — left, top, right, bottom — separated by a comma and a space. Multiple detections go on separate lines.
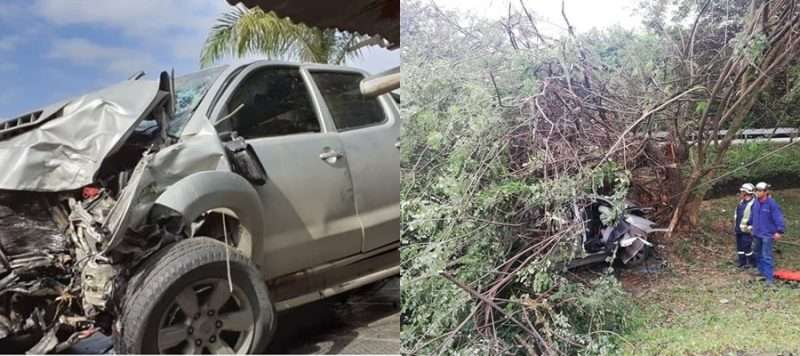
684, 197, 703, 228
667, 168, 703, 237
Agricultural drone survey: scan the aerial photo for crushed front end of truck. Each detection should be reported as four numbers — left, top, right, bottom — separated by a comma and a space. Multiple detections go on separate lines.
0, 71, 232, 353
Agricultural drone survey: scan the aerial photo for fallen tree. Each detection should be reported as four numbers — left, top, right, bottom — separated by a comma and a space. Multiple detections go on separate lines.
401, 0, 800, 354
401, 2, 648, 354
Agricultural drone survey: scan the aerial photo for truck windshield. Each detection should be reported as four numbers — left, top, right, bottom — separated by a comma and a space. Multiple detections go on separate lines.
167, 66, 228, 136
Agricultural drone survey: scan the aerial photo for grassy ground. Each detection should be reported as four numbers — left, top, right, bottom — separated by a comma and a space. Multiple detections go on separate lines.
620, 189, 800, 355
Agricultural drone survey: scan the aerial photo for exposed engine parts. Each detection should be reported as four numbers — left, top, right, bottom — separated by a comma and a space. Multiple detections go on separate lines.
0, 74, 193, 353
0, 192, 87, 352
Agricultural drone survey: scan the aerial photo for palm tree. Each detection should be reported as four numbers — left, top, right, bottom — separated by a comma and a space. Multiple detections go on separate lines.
201, 5, 362, 68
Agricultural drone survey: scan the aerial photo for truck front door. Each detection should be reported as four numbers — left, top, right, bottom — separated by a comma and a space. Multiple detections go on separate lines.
212, 65, 362, 278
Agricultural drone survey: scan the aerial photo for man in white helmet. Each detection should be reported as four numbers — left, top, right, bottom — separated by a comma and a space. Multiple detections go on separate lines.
750, 182, 785, 284
735, 183, 756, 268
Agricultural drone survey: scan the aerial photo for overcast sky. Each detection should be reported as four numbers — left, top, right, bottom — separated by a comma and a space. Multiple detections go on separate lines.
433, 0, 642, 35
0, 1, 399, 117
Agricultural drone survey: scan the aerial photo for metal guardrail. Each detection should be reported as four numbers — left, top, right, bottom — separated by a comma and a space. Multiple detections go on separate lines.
650, 127, 799, 144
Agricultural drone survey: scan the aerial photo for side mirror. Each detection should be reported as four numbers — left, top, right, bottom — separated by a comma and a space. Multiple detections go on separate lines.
221, 132, 268, 186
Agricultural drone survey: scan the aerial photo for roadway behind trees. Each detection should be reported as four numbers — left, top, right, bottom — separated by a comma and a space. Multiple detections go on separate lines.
704, 142, 800, 199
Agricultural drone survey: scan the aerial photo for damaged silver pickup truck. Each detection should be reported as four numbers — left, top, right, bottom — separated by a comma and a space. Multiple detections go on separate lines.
0, 61, 400, 354
566, 198, 666, 269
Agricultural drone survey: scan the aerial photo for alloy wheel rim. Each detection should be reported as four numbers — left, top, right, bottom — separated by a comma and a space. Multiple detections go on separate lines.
157, 278, 255, 354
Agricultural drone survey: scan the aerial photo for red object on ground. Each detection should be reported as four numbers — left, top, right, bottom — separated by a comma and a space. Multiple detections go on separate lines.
82, 186, 101, 200
774, 269, 800, 281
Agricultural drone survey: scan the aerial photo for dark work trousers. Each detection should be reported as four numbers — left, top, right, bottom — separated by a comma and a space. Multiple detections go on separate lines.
735, 232, 755, 267
753, 235, 775, 283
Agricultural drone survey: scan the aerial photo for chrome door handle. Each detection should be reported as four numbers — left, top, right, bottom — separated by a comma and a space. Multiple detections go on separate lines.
395, 139, 401, 150
319, 150, 343, 163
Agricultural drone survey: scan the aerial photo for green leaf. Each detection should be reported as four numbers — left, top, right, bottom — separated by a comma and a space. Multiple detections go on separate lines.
695, 101, 708, 114
426, 131, 444, 150
200, 5, 363, 67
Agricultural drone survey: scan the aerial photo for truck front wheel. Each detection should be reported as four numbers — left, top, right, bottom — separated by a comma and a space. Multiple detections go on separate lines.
114, 237, 275, 354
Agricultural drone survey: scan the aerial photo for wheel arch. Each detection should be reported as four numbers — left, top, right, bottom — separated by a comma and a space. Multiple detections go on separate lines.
153, 170, 264, 259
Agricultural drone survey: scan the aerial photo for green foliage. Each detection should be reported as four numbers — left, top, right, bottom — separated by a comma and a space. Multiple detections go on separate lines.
694, 101, 708, 114
402, 0, 800, 353
552, 276, 632, 354
732, 30, 768, 65
200, 5, 361, 67
400, 2, 637, 354
708, 142, 800, 195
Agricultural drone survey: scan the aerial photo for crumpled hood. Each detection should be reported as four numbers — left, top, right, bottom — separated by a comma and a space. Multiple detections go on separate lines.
0, 79, 166, 191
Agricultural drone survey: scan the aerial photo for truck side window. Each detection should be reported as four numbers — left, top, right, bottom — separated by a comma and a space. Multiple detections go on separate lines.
310, 71, 387, 131
225, 67, 321, 139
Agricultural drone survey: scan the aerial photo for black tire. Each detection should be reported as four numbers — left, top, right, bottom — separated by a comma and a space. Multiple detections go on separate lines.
113, 237, 275, 354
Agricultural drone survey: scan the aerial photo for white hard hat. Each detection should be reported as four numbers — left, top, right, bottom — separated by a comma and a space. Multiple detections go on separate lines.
755, 182, 770, 190
740, 183, 754, 194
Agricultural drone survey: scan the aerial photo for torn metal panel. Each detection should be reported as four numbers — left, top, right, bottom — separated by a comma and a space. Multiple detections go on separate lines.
620, 237, 647, 264
149, 132, 229, 187
101, 152, 156, 254
101, 131, 230, 251
625, 215, 670, 237
624, 214, 659, 234
80, 257, 119, 314
0, 80, 165, 191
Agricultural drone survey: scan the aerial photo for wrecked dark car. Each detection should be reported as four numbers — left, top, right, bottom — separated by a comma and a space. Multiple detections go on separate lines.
0, 61, 400, 353
566, 198, 665, 269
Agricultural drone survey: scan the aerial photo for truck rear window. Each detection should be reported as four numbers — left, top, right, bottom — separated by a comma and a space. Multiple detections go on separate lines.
310, 71, 387, 131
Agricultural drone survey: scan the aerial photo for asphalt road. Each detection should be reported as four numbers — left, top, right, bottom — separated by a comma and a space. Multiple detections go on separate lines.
270, 277, 400, 354
63, 277, 400, 354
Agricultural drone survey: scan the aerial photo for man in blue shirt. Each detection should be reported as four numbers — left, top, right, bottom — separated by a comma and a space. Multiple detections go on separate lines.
734, 183, 756, 268
750, 182, 785, 284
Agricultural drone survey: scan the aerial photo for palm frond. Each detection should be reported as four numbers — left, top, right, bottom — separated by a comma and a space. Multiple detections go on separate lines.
333, 32, 365, 65
201, 5, 365, 67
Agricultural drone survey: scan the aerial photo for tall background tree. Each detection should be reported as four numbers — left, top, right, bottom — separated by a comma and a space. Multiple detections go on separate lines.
634, 0, 800, 233
200, 5, 362, 67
